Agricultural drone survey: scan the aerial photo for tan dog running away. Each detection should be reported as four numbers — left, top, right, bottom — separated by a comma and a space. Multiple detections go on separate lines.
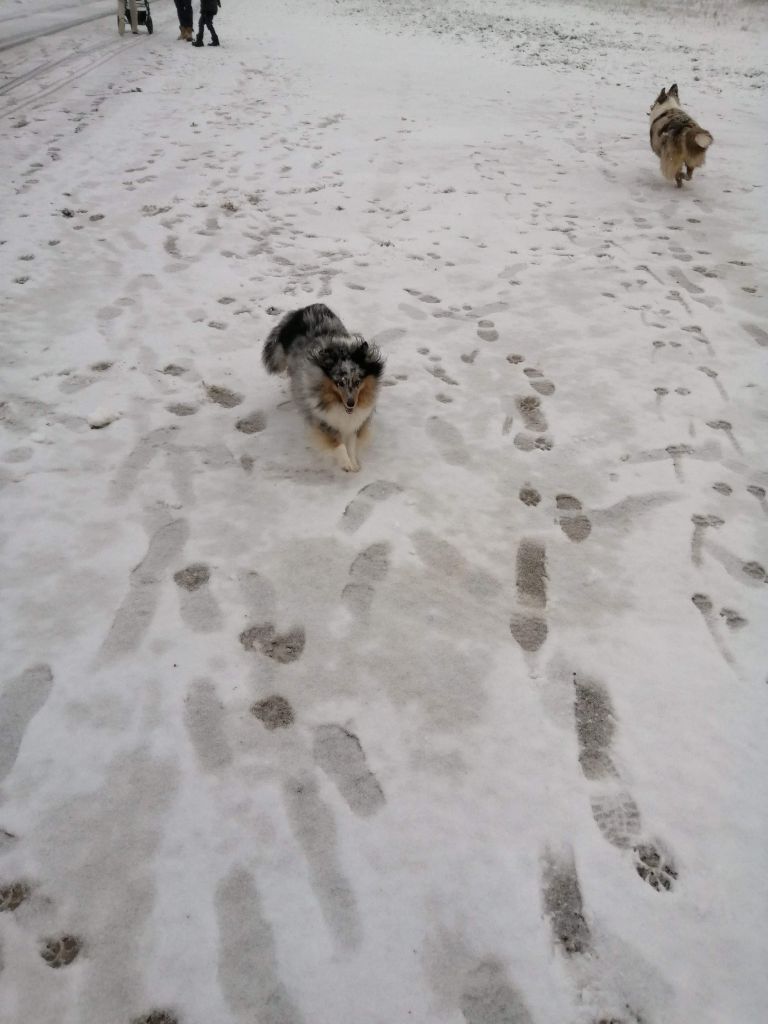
649, 83, 713, 188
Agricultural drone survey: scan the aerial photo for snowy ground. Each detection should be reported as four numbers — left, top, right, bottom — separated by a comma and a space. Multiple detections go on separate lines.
0, 0, 113, 51
1, 0, 767, 1021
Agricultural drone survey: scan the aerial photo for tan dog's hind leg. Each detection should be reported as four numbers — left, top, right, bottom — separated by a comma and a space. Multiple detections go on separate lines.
661, 147, 685, 187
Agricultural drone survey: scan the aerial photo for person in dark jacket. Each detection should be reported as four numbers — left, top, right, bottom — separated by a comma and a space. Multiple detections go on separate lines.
174, 0, 193, 40
192, 0, 220, 47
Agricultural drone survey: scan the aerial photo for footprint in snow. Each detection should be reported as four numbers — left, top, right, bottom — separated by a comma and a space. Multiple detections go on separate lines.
235, 411, 267, 434
131, 1013, 179, 1024
205, 384, 243, 408
167, 403, 198, 417
523, 366, 555, 395
691, 593, 737, 670
404, 287, 441, 303
0, 881, 31, 912
516, 394, 548, 433
556, 494, 592, 543
40, 935, 82, 968
519, 486, 541, 507
746, 484, 767, 517
690, 513, 724, 566
342, 542, 390, 618
313, 724, 385, 817
427, 364, 459, 386
251, 695, 295, 731
541, 846, 592, 956
509, 538, 548, 654
174, 563, 223, 633
476, 319, 498, 342
427, 416, 471, 467
572, 671, 679, 892
340, 480, 402, 533
240, 623, 305, 663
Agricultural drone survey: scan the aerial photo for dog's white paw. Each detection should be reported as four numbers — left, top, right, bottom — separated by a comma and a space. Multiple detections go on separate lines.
335, 445, 359, 472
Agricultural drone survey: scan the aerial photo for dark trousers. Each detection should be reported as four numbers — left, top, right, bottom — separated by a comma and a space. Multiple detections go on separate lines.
174, 0, 193, 29
197, 11, 219, 42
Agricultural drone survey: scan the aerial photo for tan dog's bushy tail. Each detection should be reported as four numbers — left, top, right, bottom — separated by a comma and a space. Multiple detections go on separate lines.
693, 131, 713, 151
684, 127, 713, 171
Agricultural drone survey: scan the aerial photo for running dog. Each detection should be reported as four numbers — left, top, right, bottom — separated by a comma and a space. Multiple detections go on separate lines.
263, 304, 385, 472
649, 83, 713, 188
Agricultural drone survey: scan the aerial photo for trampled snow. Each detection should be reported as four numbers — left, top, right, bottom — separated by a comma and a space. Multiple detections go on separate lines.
1, 1, 767, 1022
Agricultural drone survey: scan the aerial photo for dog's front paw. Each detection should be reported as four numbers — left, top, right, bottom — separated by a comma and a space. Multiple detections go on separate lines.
335, 445, 357, 472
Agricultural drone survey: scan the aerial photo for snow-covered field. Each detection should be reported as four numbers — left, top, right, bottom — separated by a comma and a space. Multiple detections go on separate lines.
1, 0, 767, 1021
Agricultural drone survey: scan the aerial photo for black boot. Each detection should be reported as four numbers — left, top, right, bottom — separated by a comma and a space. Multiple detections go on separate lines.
192, 37, 204, 46
209, 38, 220, 45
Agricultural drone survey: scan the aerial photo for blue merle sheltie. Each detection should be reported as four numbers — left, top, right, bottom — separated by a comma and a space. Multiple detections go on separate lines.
649, 83, 713, 188
263, 304, 385, 472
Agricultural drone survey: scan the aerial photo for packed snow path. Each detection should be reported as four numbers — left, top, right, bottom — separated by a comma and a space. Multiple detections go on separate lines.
1, 1, 767, 1022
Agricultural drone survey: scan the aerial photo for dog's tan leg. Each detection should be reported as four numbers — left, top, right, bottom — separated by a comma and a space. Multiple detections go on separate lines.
349, 418, 374, 472
675, 171, 684, 188
356, 418, 372, 448
345, 433, 360, 472
336, 443, 356, 472
685, 164, 694, 180
310, 423, 354, 471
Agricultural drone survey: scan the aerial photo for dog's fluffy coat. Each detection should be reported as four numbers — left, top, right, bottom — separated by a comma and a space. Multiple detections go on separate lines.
649, 83, 713, 187
263, 304, 385, 472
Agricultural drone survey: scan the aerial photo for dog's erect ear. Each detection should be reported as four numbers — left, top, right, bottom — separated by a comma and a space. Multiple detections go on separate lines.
669, 83, 679, 99
654, 86, 667, 106
354, 340, 385, 378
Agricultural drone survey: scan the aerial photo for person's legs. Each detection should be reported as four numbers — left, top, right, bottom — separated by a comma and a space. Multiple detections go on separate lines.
127, 0, 138, 33
194, 10, 220, 46
182, 0, 193, 38
173, 0, 184, 37
117, 0, 126, 35
195, 12, 214, 44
